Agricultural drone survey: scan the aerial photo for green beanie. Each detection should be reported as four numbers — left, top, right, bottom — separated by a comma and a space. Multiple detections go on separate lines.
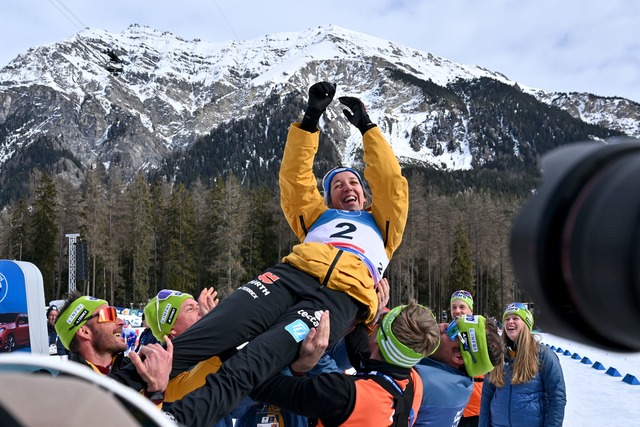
144, 290, 193, 340
55, 296, 108, 350
450, 290, 474, 311
503, 302, 534, 331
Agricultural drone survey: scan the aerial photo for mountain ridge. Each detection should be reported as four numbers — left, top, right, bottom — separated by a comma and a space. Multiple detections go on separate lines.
0, 24, 637, 207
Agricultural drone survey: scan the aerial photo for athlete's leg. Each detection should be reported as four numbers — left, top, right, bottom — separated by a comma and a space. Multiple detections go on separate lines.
167, 284, 361, 426
170, 264, 307, 375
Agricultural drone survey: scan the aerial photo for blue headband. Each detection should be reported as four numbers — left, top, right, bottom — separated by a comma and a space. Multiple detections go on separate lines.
321, 167, 364, 205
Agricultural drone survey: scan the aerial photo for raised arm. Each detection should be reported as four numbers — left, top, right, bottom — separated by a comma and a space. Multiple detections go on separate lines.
338, 96, 409, 257
279, 82, 336, 240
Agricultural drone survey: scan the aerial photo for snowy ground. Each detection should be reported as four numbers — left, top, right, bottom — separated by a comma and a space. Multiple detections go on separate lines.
538, 332, 640, 427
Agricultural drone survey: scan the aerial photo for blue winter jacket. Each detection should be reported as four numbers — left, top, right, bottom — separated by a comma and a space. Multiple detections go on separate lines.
479, 345, 566, 427
413, 358, 473, 427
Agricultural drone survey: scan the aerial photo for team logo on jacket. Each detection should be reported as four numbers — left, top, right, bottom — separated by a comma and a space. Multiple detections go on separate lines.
257, 271, 280, 284
285, 319, 310, 342
297, 309, 321, 327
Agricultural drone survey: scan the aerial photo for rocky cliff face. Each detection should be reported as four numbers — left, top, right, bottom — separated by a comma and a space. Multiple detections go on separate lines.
536, 91, 640, 136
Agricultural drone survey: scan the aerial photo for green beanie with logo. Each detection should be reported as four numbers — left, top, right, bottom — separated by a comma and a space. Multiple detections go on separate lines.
144, 290, 193, 340
55, 296, 108, 350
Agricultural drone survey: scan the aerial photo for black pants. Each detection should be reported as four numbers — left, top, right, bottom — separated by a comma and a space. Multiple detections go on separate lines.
459, 415, 479, 427
167, 263, 361, 427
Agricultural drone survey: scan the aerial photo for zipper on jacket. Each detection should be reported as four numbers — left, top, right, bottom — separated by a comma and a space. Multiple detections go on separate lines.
384, 219, 390, 246
299, 214, 308, 235
321, 250, 343, 287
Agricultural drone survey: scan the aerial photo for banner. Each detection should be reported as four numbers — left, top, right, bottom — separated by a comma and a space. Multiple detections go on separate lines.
0, 260, 48, 354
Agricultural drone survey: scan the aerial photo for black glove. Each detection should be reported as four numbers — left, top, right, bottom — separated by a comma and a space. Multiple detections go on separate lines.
300, 82, 336, 132
339, 96, 376, 135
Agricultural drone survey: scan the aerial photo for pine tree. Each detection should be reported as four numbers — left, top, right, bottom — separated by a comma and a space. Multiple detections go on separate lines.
127, 173, 153, 304
241, 186, 279, 279
0, 210, 10, 258
149, 181, 170, 295
207, 175, 249, 297
79, 166, 110, 298
8, 197, 29, 260
56, 178, 84, 299
190, 179, 212, 290
164, 183, 197, 294
28, 172, 59, 301
104, 171, 126, 305
448, 217, 474, 301
387, 172, 426, 307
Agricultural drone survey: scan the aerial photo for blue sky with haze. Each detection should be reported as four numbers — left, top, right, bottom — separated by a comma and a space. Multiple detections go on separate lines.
2, 0, 639, 102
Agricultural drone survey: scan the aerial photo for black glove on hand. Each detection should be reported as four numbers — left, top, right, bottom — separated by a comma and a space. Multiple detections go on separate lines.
300, 81, 337, 132
338, 96, 376, 135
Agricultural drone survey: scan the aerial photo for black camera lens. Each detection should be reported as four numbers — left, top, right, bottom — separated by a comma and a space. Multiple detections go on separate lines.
510, 138, 640, 352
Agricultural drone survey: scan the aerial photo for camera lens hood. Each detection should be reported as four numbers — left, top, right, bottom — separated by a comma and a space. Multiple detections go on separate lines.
510, 138, 640, 351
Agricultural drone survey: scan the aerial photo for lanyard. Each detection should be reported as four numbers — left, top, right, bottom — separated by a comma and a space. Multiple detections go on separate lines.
357, 370, 404, 395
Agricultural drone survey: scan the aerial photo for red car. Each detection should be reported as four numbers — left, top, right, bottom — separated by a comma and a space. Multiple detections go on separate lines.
0, 312, 30, 352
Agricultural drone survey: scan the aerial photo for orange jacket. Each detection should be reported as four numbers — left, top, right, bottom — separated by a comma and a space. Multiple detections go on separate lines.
462, 375, 484, 417
319, 369, 423, 427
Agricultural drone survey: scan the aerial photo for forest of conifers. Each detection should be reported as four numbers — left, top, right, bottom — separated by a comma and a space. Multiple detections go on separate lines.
0, 165, 533, 321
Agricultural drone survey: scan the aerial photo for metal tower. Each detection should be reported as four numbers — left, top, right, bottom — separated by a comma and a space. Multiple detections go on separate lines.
66, 233, 80, 292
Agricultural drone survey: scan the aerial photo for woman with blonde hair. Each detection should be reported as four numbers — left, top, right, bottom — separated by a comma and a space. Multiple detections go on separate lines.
479, 303, 566, 427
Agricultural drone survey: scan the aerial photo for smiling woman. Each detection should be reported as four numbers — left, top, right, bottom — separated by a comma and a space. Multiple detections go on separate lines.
322, 166, 367, 209
480, 303, 567, 427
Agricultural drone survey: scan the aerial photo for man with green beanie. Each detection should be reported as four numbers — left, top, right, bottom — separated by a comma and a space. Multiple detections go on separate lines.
55, 292, 127, 374
413, 315, 504, 427
449, 289, 487, 427
144, 289, 200, 341
144, 288, 326, 427
55, 291, 172, 397
450, 289, 474, 320
142, 288, 231, 404
142, 288, 234, 427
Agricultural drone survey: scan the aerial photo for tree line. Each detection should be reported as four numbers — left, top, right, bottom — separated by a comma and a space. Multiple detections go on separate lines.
0, 166, 530, 321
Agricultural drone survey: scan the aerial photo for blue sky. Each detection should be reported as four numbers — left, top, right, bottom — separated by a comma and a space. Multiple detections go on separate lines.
2, 0, 639, 102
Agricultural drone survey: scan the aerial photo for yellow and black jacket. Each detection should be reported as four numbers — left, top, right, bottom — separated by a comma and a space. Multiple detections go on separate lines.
280, 124, 408, 323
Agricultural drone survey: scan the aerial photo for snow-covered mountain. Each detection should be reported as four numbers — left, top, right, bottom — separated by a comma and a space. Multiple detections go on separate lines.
0, 24, 638, 200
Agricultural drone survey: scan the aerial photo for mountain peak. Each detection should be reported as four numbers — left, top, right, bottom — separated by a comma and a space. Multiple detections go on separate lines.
0, 24, 637, 208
